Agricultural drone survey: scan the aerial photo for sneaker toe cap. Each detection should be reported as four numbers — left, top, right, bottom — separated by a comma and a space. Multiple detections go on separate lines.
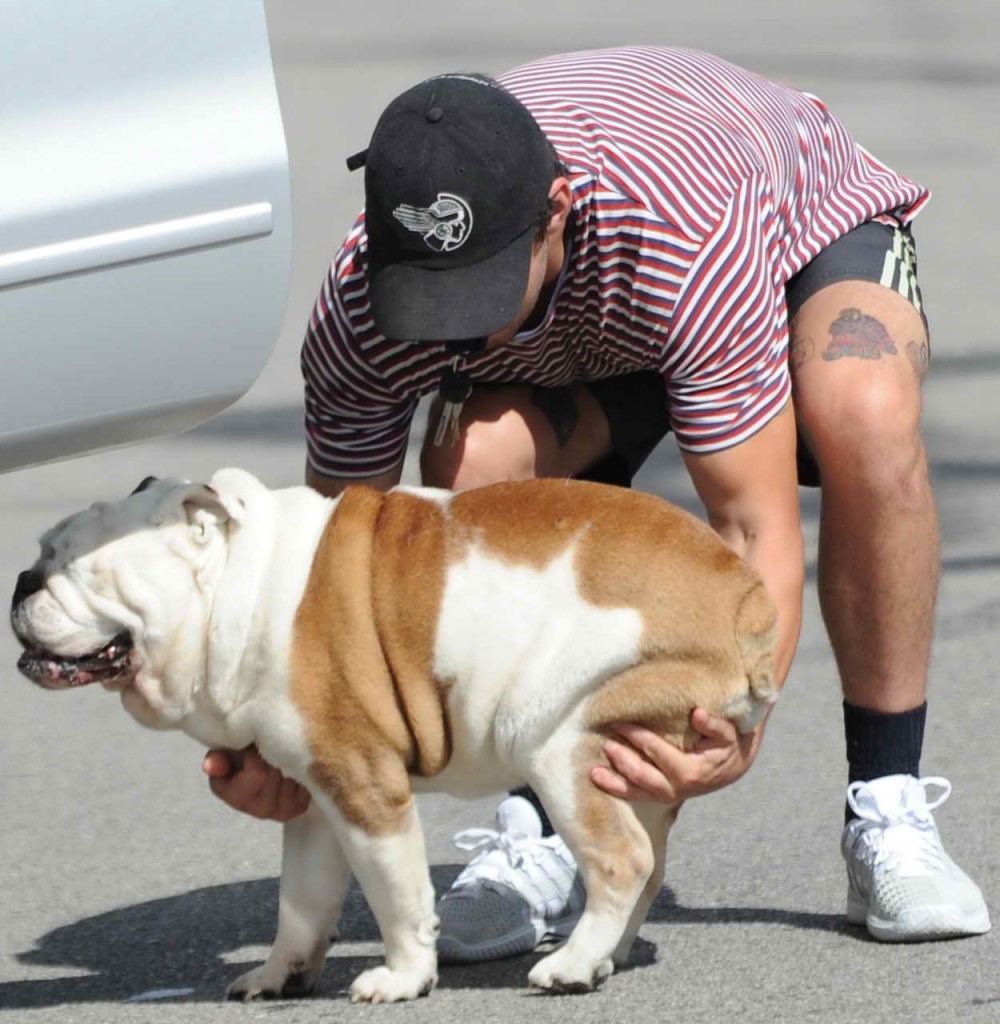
436, 882, 539, 963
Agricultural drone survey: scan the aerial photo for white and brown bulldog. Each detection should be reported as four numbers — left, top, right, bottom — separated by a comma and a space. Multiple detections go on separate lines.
10, 468, 777, 1002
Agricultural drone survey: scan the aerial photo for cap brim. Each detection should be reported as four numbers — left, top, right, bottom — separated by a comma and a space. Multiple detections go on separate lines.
368, 226, 535, 343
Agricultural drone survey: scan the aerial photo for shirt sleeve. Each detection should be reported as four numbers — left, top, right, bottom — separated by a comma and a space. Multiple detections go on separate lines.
301, 227, 418, 480
663, 174, 792, 454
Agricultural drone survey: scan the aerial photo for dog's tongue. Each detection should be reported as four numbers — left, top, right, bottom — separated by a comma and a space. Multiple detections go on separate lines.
16, 633, 133, 689
495, 795, 544, 839
17, 653, 107, 688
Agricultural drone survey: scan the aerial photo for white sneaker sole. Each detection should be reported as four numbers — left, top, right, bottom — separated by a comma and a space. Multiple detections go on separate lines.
847, 888, 992, 941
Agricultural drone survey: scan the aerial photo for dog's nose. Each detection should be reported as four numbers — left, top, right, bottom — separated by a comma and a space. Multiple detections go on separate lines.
12, 568, 45, 607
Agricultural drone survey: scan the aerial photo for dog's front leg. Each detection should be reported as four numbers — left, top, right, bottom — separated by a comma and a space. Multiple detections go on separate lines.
317, 795, 438, 1004
228, 802, 350, 1001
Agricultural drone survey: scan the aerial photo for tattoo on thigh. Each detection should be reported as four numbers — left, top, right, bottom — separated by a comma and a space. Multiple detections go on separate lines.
906, 339, 930, 381
822, 308, 898, 362
789, 336, 815, 372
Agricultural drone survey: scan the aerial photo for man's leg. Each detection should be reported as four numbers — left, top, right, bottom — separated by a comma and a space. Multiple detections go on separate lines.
419, 381, 612, 490
791, 281, 936, 726
790, 277, 989, 941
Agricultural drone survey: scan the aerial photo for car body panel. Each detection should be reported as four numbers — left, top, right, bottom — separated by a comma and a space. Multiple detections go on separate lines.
0, 0, 292, 472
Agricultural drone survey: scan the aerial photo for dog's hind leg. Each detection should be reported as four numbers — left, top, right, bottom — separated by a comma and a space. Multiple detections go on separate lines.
227, 802, 351, 1001
612, 800, 678, 966
523, 730, 670, 993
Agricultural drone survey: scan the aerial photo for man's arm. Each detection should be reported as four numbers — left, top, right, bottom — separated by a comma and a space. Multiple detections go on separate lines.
682, 400, 803, 688
591, 401, 804, 802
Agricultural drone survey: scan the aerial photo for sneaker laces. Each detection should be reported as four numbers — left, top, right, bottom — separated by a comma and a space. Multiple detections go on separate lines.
450, 826, 574, 917
847, 776, 952, 878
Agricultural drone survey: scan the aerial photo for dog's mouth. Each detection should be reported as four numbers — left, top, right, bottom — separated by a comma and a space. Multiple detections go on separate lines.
17, 633, 134, 690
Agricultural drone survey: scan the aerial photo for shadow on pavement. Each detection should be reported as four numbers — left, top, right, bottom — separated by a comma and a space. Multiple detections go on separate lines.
646, 884, 854, 934
3, 869, 861, 1009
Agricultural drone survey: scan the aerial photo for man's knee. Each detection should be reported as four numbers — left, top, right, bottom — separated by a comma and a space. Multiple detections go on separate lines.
420, 389, 539, 490
799, 373, 929, 498
420, 382, 612, 491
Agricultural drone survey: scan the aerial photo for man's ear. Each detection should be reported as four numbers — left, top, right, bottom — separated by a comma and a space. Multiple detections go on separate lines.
546, 177, 573, 238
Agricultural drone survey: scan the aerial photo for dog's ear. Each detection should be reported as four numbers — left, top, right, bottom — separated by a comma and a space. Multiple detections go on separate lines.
180, 484, 245, 541
131, 476, 159, 496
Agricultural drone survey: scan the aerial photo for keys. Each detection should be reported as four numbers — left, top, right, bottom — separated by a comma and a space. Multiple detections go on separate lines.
433, 359, 473, 447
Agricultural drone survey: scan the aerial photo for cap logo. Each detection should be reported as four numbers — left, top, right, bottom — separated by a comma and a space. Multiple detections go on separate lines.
392, 193, 473, 253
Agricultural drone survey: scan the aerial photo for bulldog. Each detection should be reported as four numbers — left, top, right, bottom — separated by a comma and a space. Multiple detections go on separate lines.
10, 468, 777, 1003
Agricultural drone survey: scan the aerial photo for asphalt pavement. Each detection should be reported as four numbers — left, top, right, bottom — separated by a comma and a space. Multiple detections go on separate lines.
2, 2, 999, 1022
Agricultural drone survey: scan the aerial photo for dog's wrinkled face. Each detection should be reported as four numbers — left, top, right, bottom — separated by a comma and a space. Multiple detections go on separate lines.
10, 476, 241, 725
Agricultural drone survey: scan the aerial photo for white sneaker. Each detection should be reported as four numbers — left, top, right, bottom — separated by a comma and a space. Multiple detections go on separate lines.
436, 796, 585, 963
842, 774, 991, 941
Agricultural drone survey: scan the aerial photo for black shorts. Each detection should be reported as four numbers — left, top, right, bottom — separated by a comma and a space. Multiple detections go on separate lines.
531, 220, 926, 489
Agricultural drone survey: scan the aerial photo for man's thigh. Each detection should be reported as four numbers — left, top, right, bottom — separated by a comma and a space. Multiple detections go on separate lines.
786, 223, 930, 485
790, 281, 929, 477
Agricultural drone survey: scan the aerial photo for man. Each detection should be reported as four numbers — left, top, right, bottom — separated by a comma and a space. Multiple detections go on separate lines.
203, 47, 989, 958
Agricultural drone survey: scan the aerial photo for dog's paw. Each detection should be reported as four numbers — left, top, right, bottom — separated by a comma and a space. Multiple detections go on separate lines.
348, 965, 436, 1004
528, 948, 613, 994
226, 960, 320, 1002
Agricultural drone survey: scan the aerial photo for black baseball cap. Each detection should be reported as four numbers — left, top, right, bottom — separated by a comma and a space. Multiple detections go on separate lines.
350, 74, 558, 343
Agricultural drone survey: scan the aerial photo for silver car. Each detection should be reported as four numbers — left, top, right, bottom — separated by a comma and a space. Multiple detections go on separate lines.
0, 0, 291, 474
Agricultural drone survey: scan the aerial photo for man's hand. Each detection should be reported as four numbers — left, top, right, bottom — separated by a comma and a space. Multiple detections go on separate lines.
590, 708, 763, 803
202, 745, 311, 822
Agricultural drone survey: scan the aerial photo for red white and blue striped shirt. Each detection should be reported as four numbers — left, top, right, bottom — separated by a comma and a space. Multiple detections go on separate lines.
302, 46, 929, 478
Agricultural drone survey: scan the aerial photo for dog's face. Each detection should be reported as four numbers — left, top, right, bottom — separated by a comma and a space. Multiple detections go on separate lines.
10, 476, 242, 727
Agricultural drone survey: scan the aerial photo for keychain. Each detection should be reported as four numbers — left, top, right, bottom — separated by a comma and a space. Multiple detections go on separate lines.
433, 358, 473, 447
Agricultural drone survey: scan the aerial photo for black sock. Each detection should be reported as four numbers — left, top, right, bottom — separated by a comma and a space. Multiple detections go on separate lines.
843, 700, 927, 823
509, 786, 556, 837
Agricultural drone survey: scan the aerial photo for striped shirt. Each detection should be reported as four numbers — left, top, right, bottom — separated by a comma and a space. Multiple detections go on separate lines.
302, 46, 929, 479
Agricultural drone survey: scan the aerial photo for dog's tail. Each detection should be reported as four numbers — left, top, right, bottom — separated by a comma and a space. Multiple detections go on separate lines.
728, 581, 779, 734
